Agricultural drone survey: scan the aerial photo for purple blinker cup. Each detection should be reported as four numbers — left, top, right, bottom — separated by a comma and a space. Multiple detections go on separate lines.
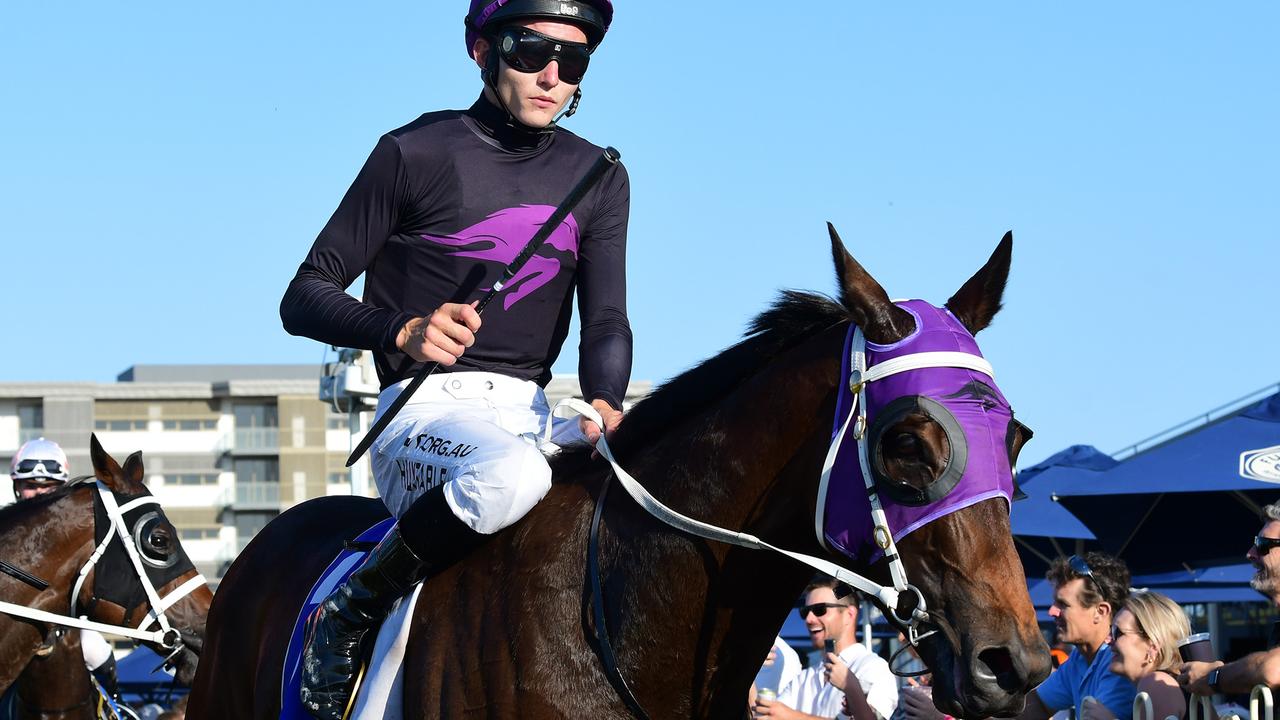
1178, 633, 1215, 663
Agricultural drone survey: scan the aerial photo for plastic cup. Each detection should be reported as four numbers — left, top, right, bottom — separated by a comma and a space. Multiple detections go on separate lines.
1179, 633, 1214, 663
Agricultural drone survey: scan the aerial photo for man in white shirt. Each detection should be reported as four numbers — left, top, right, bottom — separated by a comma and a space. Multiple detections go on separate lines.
754, 578, 898, 720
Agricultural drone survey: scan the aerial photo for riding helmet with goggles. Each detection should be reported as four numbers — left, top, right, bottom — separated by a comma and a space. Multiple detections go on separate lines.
465, 0, 613, 56
11, 437, 70, 482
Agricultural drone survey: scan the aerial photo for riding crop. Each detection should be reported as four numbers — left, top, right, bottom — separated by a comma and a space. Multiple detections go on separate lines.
346, 145, 622, 467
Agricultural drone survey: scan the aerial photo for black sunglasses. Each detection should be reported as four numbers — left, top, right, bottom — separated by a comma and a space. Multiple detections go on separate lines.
15, 458, 63, 475
1255, 536, 1280, 556
497, 27, 592, 84
1069, 555, 1096, 585
797, 602, 849, 620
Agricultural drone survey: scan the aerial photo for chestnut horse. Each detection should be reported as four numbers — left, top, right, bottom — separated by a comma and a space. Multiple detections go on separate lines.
190, 228, 1049, 719
0, 436, 211, 696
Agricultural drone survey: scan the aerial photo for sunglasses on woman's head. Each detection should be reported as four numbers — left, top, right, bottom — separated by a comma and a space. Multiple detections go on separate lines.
497, 26, 592, 84
797, 602, 848, 620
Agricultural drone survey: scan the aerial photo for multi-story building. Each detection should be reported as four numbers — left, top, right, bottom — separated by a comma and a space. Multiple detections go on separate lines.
0, 364, 651, 587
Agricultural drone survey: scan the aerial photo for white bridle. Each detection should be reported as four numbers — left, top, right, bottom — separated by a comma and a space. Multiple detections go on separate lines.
0, 480, 206, 649
550, 324, 996, 641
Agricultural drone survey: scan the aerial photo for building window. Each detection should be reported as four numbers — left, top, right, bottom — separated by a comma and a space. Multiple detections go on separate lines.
327, 472, 348, 485
168, 473, 219, 486
326, 415, 349, 430
234, 404, 279, 429
233, 459, 279, 485
17, 403, 44, 432
161, 419, 217, 431
94, 419, 148, 431
178, 527, 221, 541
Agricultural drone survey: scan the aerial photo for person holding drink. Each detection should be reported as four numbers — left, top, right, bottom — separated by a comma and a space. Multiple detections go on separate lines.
753, 577, 897, 720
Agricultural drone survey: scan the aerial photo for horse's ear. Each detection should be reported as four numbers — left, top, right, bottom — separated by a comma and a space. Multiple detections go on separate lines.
90, 434, 126, 491
946, 231, 1013, 336
828, 222, 915, 344
121, 451, 147, 488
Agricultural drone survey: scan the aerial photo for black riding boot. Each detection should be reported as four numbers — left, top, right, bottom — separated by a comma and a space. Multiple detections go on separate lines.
299, 483, 487, 720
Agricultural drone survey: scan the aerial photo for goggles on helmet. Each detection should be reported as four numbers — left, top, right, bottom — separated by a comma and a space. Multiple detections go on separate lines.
497, 26, 592, 84
14, 458, 66, 478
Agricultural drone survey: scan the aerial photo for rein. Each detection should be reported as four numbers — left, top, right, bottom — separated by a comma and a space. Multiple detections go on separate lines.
0, 480, 205, 650
562, 322, 1000, 716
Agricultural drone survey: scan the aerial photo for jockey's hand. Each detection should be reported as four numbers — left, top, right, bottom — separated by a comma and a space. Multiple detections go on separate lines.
581, 398, 623, 445
397, 302, 481, 365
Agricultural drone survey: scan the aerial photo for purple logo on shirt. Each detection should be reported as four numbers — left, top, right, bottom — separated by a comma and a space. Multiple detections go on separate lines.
421, 205, 579, 310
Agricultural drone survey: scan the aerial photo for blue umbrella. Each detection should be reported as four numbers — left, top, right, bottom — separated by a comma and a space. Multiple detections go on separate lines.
1053, 393, 1280, 573
1014, 445, 1114, 576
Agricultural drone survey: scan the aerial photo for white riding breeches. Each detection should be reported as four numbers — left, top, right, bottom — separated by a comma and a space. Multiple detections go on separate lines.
371, 372, 587, 535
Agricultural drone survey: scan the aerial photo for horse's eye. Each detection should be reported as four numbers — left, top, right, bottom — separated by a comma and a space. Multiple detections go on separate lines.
149, 530, 172, 552
888, 433, 921, 455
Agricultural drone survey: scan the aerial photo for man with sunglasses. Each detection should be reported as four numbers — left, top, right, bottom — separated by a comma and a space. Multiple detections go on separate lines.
1179, 504, 1280, 697
281, 1, 629, 718
754, 578, 897, 720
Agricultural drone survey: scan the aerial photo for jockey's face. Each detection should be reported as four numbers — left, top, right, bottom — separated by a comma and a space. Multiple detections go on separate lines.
473, 20, 588, 128
14, 477, 62, 500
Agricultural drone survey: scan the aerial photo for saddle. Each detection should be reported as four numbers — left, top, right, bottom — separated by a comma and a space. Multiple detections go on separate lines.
280, 518, 399, 720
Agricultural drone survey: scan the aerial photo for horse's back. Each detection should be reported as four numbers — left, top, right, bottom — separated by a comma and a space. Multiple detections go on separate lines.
187, 495, 390, 720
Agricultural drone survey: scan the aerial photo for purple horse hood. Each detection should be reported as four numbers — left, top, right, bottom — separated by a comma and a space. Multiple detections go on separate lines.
421, 205, 580, 310
820, 300, 1016, 562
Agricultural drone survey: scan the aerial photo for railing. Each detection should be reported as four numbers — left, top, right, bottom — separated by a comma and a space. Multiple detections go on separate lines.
232, 481, 281, 507
1184, 684, 1273, 720
1253, 686, 1274, 720
233, 427, 278, 451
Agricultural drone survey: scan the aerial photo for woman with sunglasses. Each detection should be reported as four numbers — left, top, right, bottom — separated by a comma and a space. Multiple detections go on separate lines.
281, 2, 629, 718
1082, 591, 1192, 720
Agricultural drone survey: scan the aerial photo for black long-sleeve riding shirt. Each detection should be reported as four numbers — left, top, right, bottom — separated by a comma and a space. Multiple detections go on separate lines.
280, 94, 633, 409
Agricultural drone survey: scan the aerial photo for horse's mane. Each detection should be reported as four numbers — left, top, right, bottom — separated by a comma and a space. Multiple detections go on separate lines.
603, 290, 851, 458
0, 477, 95, 525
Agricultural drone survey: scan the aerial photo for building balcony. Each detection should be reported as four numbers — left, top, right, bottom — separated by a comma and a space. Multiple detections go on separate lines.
225, 481, 282, 510
231, 427, 278, 453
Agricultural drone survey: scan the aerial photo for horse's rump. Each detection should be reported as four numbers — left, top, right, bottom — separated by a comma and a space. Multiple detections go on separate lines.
188, 496, 390, 720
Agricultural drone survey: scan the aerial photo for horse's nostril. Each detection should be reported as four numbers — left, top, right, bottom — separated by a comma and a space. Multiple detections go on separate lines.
977, 647, 1020, 693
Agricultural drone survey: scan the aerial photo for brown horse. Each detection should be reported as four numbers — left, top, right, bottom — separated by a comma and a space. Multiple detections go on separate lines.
189, 228, 1049, 719
7, 628, 98, 720
0, 436, 211, 693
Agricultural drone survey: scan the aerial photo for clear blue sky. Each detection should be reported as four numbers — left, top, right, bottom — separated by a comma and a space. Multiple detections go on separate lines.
2, 2, 1276, 466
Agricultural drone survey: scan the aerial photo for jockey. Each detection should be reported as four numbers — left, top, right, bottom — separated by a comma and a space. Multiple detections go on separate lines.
280, 1, 629, 716
9, 438, 122, 697
10, 436, 70, 500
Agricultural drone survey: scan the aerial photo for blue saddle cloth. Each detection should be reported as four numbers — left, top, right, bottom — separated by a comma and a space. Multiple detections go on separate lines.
279, 517, 396, 720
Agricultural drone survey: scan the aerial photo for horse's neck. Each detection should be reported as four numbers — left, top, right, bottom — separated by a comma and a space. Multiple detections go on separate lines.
612, 328, 845, 715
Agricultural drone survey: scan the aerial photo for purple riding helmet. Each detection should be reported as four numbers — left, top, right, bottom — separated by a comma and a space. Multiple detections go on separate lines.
818, 299, 1026, 562
465, 0, 614, 55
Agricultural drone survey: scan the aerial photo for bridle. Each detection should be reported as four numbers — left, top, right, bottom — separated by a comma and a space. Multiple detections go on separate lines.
0, 480, 206, 661
567, 317, 1008, 715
